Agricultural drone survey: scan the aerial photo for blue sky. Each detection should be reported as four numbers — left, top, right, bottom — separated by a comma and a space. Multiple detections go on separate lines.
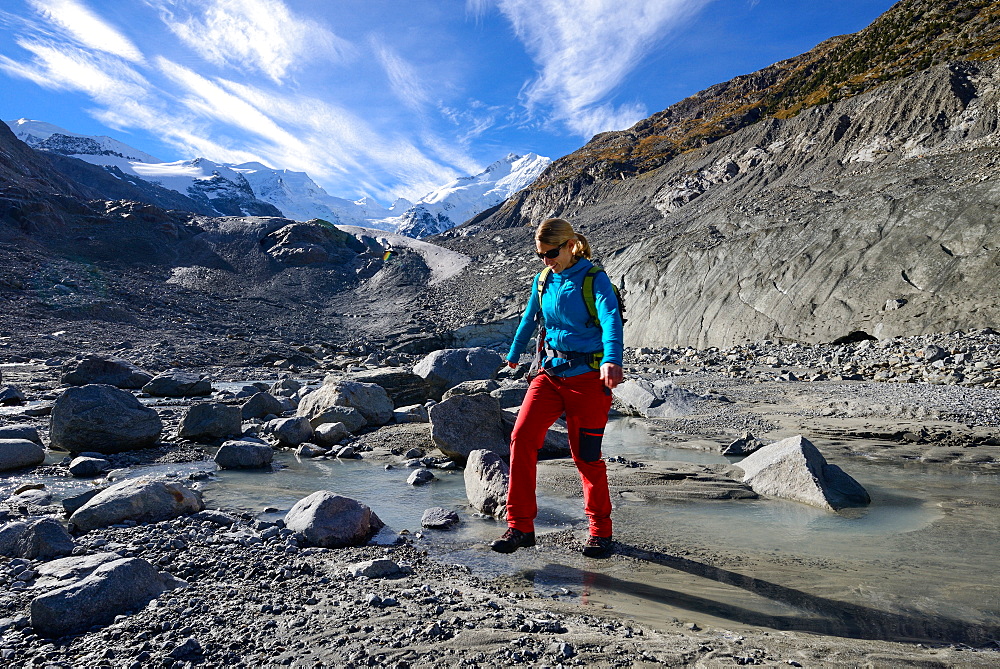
0, 0, 895, 203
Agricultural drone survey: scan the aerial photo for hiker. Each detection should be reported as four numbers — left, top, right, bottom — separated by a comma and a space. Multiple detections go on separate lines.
491, 217, 624, 558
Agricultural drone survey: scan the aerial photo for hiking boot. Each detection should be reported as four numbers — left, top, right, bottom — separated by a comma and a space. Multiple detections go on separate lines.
490, 527, 536, 554
582, 534, 613, 558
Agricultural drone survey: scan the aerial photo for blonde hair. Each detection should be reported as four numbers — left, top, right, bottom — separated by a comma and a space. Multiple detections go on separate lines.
536, 218, 591, 259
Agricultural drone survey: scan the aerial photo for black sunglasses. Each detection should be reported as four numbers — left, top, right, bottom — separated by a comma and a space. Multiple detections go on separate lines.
535, 240, 567, 259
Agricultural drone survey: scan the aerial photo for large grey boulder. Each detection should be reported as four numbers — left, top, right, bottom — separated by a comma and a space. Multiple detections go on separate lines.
413, 347, 504, 400
430, 394, 508, 464
268, 416, 314, 446
0, 385, 26, 404
0, 517, 75, 559
313, 422, 351, 446
442, 379, 500, 401
297, 381, 393, 427
612, 379, 697, 418
214, 439, 273, 469
61, 355, 152, 389
283, 491, 385, 548
0, 424, 43, 445
734, 435, 871, 511
721, 431, 765, 456
464, 450, 509, 519
141, 369, 212, 397
0, 439, 45, 471
30, 556, 184, 637
69, 477, 205, 532
177, 403, 242, 441
49, 385, 162, 454
346, 369, 432, 407
241, 392, 285, 420
68, 456, 111, 478
299, 403, 365, 432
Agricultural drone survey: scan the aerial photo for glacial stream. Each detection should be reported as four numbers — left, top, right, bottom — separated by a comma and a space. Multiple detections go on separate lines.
4, 417, 999, 646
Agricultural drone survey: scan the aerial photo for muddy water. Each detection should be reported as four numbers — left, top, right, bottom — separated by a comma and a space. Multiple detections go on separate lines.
4, 416, 998, 645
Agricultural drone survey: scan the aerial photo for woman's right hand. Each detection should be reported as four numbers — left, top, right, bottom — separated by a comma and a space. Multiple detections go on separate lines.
507, 359, 518, 369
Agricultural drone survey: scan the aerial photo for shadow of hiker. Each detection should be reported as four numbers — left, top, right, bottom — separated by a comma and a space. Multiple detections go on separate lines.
524, 544, 1000, 647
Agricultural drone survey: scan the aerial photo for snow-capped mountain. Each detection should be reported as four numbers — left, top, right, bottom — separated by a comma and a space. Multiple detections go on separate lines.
380, 153, 551, 237
6, 119, 551, 236
7, 119, 161, 163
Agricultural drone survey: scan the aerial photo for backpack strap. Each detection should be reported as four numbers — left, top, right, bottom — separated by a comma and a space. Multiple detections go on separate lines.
535, 267, 553, 323
581, 265, 603, 328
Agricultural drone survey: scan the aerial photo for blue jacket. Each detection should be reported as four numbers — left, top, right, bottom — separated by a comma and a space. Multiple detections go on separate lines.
507, 257, 623, 377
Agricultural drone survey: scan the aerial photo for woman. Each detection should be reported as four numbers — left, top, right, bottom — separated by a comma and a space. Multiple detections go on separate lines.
490, 218, 624, 558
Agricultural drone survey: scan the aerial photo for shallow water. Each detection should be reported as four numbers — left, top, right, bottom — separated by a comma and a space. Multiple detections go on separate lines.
4, 416, 999, 645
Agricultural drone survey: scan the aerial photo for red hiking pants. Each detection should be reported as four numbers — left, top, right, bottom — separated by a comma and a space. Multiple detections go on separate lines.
506, 370, 613, 537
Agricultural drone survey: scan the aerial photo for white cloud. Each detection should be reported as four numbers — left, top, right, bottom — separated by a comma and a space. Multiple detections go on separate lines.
370, 38, 431, 111
28, 0, 144, 62
148, 0, 353, 82
485, 0, 711, 137
0, 37, 148, 99
567, 101, 648, 138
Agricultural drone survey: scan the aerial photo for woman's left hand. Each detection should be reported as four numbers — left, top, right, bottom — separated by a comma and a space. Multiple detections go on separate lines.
600, 363, 623, 390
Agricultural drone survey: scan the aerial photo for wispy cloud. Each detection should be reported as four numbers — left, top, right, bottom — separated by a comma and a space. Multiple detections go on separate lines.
0, 37, 148, 100
370, 38, 431, 112
147, 0, 354, 82
28, 0, 144, 62
479, 0, 711, 137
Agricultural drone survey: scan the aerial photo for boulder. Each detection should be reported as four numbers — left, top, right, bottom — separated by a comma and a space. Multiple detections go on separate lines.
612, 379, 697, 418
241, 392, 285, 420
214, 439, 273, 469
0, 424, 43, 445
721, 431, 765, 456
407, 468, 435, 486
421, 507, 459, 529
141, 369, 212, 397
49, 385, 162, 454
313, 422, 351, 446
0, 517, 75, 559
346, 558, 403, 579
61, 355, 152, 389
0, 385, 26, 405
297, 380, 393, 427
430, 394, 508, 464
68, 456, 111, 478
412, 347, 504, 400
177, 403, 242, 441
283, 491, 385, 549
464, 449, 509, 519
442, 379, 500, 401
300, 404, 366, 432
295, 443, 327, 458
269, 378, 302, 398
491, 385, 528, 409
346, 368, 432, 407
62, 489, 104, 516
734, 435, 871, 511
30, 556, 184, 637
269, 416, 314, 446
69, 477, 205, 532
392, 404, 429, 423
0, 439, 45, 471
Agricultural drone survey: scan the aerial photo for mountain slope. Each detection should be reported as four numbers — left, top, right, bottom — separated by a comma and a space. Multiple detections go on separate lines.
430, 0, 1000, 349
478, 0, 1000, 229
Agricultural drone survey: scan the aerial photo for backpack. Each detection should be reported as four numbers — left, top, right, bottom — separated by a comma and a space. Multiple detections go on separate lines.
535, 264, 627, 329
527, 264, 626, 378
